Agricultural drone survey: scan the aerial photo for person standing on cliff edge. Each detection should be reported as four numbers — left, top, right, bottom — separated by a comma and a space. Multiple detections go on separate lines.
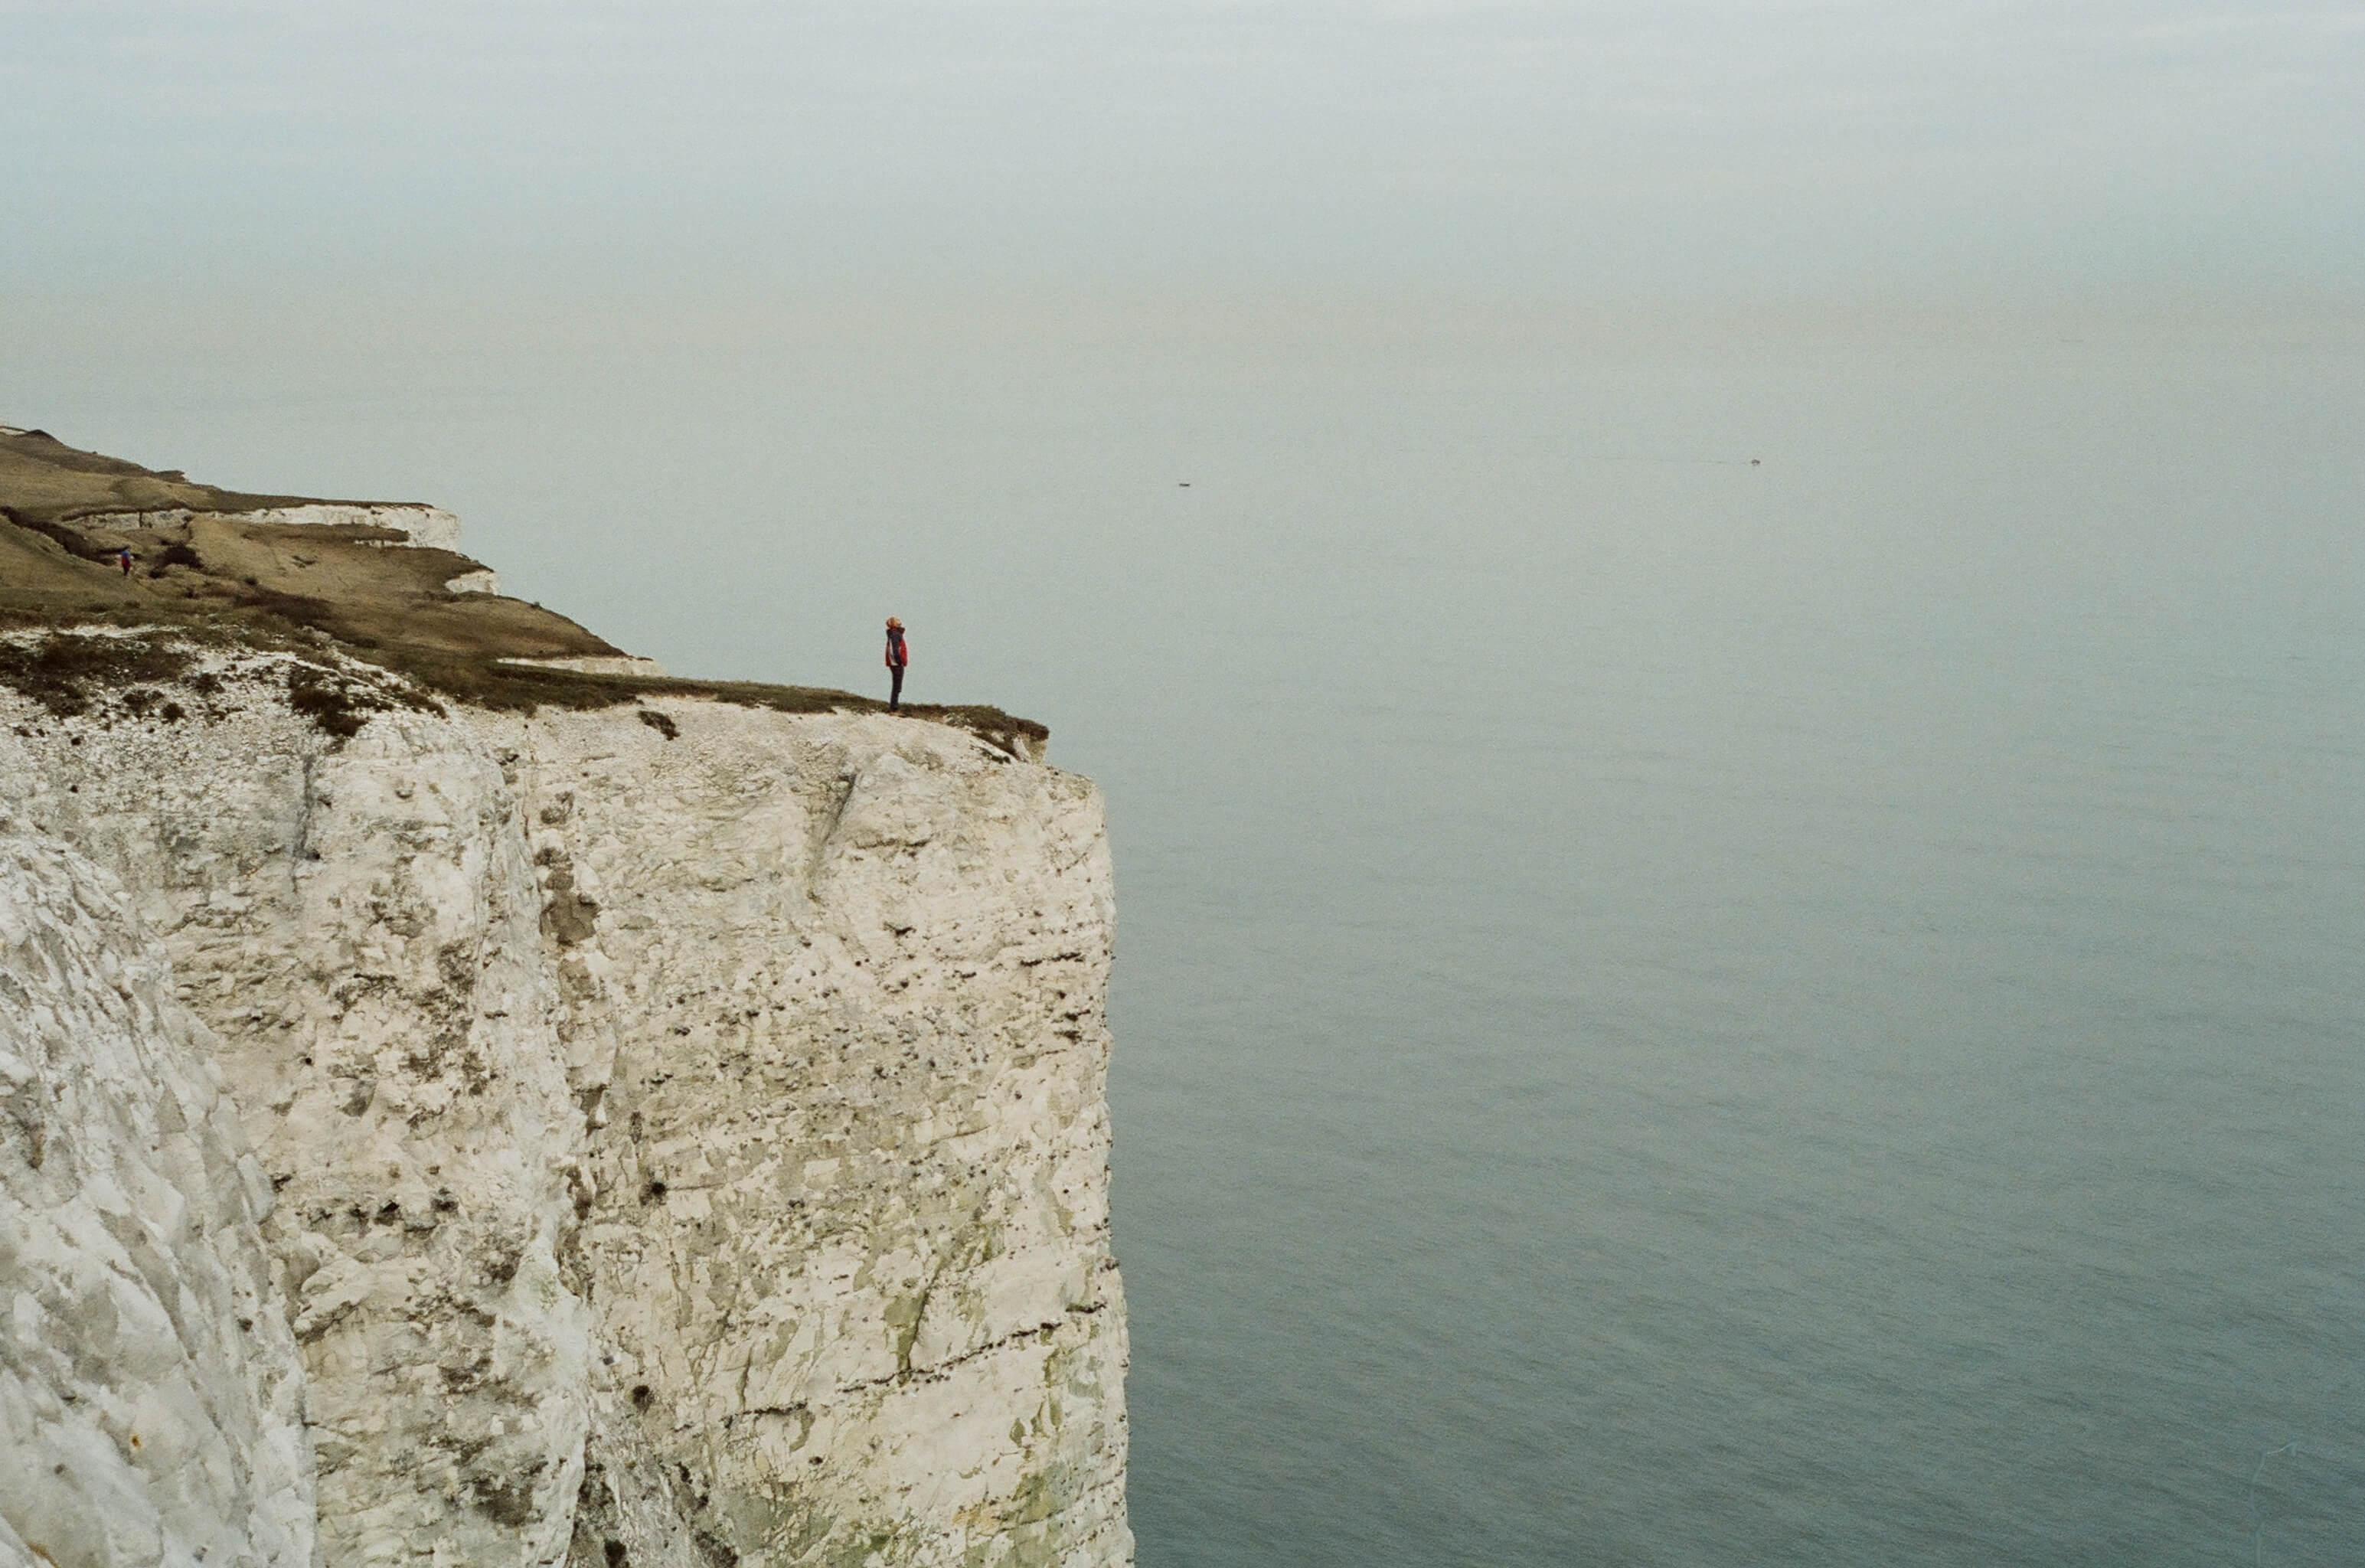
884, 617, 910, 710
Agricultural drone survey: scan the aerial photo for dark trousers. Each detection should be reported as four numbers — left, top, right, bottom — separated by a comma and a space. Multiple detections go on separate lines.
889, 665, 904, 709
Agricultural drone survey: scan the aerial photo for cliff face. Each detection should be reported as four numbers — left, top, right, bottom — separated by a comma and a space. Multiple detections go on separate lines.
0, 632, 1129, 1564
0, 831, 312, 1566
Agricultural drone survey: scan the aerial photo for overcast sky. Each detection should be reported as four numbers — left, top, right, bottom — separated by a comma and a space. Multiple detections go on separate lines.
3, 1, 2360, 305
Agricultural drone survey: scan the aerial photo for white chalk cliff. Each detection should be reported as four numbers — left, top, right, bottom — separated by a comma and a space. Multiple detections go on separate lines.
0, 511, 1129, 1564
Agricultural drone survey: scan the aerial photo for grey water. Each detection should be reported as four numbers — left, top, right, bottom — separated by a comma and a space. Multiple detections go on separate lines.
1076, 316, 2365, 1567
12, 297, 2363, 1563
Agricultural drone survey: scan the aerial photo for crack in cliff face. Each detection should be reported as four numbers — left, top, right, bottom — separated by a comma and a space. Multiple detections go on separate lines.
292, 750, 317, 865
832, 1298, 1116, 1396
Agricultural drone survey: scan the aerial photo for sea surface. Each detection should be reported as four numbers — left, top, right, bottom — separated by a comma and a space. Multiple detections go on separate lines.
12, 295, 2363, 1564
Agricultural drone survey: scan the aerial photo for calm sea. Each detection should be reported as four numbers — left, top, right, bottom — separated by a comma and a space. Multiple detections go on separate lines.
14, 295, 2363, 1565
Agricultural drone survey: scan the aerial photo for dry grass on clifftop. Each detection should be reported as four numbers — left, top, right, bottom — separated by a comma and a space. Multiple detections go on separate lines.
0, 427, 1048, 755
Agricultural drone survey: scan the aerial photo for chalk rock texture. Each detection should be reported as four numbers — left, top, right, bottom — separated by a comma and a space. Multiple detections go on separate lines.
505, 704, 1129, 1568
0, 639, 1129, 1566
0, 829, 313, 1568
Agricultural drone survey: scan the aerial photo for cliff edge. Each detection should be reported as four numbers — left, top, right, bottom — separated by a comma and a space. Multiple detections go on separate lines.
0, 431, 1129, 1567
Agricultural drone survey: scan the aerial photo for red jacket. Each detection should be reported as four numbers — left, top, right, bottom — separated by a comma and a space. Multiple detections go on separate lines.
884, 629, 909, 668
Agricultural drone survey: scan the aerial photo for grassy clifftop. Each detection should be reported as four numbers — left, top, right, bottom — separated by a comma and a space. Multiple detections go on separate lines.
0, 425, 371, 525
0, 428, 1047, 756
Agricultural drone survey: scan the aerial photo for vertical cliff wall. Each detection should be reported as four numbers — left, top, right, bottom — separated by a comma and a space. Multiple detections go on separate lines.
0, 637, 1129, 1567
0, 831, 313, 1568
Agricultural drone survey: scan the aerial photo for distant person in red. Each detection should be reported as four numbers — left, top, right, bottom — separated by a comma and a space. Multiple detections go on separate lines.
884, 617, 909, 710
116, 546, 133, 577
